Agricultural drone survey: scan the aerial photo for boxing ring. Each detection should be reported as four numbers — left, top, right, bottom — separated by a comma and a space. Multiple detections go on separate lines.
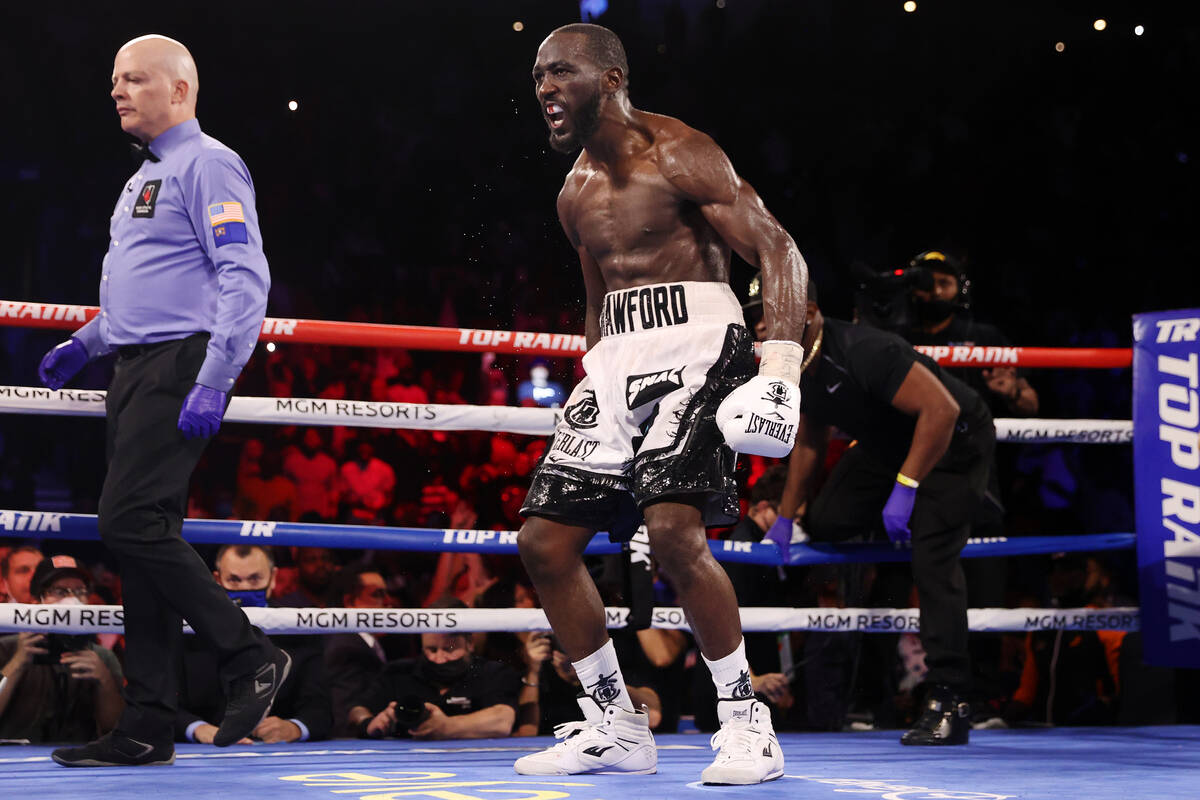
1, 302, 1197, 799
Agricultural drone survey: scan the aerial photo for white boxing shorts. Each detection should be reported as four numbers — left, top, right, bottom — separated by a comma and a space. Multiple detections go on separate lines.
521, 281, 756, 539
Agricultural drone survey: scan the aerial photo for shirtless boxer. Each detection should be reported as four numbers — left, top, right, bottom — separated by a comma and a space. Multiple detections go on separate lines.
514, 24, 808, 785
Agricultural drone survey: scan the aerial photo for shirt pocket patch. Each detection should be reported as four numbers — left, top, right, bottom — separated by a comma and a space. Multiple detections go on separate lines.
132, 180, 162, 218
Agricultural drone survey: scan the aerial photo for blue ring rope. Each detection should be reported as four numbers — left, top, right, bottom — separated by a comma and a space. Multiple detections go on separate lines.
0, 509, 1134, 566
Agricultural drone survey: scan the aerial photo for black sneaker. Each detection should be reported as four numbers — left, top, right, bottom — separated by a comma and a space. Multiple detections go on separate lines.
213, 647, 292, 747
52, 732, 174, 767
900, 684, 970, 746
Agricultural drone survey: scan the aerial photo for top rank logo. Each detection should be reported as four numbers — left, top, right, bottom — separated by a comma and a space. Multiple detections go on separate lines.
626, 366, 684, 409
132, 179, 162, 218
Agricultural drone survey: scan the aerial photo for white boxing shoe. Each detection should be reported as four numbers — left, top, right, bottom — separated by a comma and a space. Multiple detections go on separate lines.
514, 694, 657, 776
700, 697, 785, 785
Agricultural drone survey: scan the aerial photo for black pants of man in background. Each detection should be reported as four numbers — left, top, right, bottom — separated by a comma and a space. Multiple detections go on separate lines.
806, 436, 994, 697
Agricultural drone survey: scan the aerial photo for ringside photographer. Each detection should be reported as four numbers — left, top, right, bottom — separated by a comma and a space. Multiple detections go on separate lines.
0, 557, 124, 743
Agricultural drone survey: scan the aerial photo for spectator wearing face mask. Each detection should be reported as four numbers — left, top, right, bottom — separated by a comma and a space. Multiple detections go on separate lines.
175, 545, 331, 744
348, 600, 519, 740
0, 556, 124, 743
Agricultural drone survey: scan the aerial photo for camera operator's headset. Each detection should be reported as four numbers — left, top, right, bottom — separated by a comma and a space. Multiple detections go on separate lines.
909, 250, 972, 312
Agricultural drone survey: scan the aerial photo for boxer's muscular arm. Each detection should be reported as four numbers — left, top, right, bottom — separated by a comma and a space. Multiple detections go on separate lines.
661, 132, 808, 344
780, 414, 828, 519
890, 362, 960, 482
557, 183, 606, 350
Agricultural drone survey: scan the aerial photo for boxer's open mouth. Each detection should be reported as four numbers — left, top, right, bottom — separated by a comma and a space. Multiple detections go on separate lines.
545, 102, 566, 130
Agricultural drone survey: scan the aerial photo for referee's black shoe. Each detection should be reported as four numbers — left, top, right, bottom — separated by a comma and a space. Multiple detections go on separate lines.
52, 732, 175, 767
900, 684, 970, 746
214, 647, 292, 747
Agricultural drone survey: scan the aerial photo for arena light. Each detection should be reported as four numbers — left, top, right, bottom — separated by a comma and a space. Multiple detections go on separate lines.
1135, 24, 1144, 36
287, 100, 298, 112
903, 1, 917, 12
1094, 19, 1107, 31
716, 0, 726, 8
1055, 41, 1066, 52
265, 342, 276, 352
512, 21, 524, 32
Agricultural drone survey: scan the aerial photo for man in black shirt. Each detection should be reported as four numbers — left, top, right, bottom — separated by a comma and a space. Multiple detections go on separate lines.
780, 280, 995, 745
903, 250, 1037, 418
350, 631, 518, 740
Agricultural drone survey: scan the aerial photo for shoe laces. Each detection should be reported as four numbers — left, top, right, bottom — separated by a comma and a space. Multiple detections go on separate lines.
548, 717, 609, 752
709, 718, 759, 759
552, 718, 597, 741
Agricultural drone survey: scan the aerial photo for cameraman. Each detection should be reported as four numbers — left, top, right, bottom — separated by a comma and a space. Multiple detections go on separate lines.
0, 557, 124, 743
902, 250, 1038, 417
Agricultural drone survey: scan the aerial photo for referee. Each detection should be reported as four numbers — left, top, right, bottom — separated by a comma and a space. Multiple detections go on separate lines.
776, 278, 995, 746
38, 35, 287, 767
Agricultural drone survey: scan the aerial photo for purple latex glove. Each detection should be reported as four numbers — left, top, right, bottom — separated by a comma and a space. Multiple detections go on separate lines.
38, 338, 89, 390
882, 481, 917, 545
762, 515, 794, 561
178, 384, 227, 440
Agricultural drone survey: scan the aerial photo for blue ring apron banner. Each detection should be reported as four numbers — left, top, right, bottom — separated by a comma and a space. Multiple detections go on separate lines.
1133, 308, 1200, 667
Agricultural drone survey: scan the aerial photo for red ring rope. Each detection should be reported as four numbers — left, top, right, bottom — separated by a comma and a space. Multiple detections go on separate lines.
0, 300, 1132, 367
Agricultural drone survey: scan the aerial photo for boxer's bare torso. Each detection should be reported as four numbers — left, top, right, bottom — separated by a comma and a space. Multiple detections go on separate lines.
557, 111, 732, 292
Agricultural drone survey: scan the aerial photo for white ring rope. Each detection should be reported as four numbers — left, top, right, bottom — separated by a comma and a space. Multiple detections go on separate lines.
0, 386, 1132, 443
0, 603, 1140, 635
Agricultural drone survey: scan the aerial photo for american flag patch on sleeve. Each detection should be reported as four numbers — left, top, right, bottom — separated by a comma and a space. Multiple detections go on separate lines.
208, 201, 248, 247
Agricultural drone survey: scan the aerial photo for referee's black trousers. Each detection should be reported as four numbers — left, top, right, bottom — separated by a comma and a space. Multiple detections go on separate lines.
97, 334, 268, 744
806, 439, 994, 692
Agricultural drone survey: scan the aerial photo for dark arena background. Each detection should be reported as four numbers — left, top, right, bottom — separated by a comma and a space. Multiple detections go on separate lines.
2, 2, 1199, 799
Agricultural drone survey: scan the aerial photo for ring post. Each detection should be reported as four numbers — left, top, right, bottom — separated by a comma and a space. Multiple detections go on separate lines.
1133, 308, 1200, 667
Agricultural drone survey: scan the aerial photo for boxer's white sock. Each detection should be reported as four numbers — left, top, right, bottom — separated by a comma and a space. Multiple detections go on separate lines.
705, 638, 755, 700
573, 639, 634, 711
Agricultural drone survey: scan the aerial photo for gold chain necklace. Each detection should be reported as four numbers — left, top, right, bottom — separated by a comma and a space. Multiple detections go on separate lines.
799, 326, 824, 374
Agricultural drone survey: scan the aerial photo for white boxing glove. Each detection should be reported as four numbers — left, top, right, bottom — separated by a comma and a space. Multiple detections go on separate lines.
716, 340, 804, 458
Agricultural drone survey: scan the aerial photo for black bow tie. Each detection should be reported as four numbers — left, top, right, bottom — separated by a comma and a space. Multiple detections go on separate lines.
129, 141, 160, 165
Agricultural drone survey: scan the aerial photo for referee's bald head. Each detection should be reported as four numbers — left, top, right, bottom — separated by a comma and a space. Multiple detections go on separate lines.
111, 34, 199, 141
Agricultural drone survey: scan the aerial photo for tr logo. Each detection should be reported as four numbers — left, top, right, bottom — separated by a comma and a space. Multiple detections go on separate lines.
588, 670, 620, 703
727, 669, 754, 700
564, 389, 600, 430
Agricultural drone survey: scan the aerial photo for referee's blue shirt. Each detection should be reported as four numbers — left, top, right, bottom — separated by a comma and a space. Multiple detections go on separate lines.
73, 118, 271, 392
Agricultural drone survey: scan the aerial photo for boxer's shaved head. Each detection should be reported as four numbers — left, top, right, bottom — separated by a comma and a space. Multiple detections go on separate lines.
547, 23, 628, 85
111, 34, 199, 142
